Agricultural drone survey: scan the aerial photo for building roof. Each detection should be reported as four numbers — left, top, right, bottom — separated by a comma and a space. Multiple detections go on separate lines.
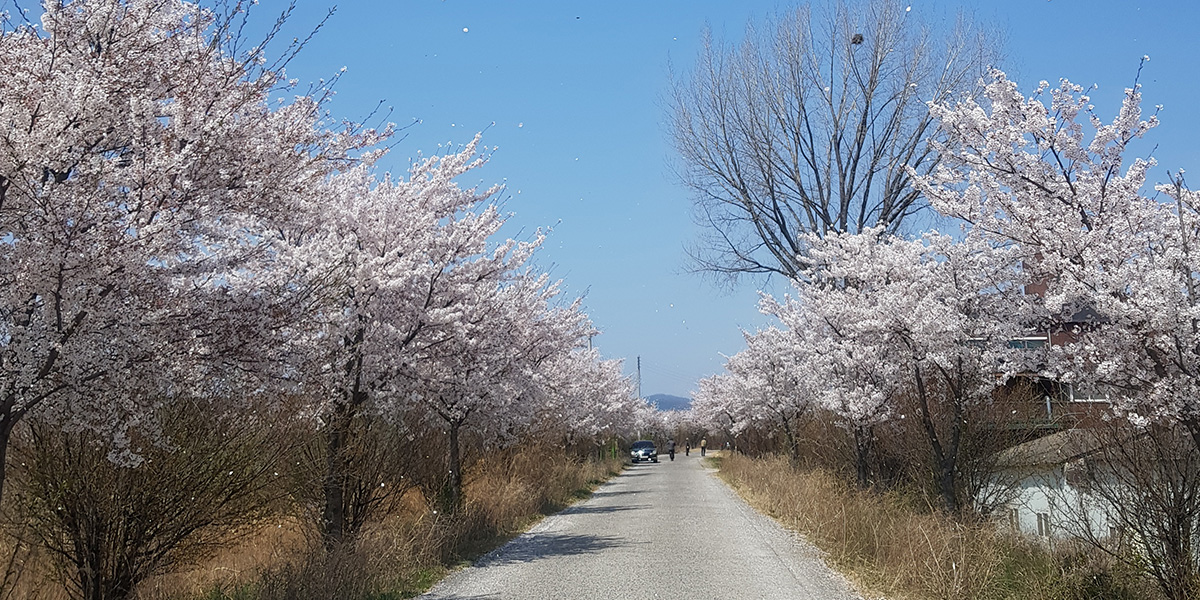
995, 428, 1107, 467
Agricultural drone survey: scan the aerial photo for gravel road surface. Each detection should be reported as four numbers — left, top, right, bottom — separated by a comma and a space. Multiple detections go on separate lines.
421, 452, 863, 599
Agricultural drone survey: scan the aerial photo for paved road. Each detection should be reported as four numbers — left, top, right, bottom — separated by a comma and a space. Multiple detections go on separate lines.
421, 452, 862, 600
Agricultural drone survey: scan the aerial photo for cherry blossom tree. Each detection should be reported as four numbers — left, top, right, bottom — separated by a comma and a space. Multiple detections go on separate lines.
276, 130, 617, 524
0, 0, 370, 502
765, 228, 1017, 508
912, 67, 1200, 434
397, 271, 593, 512
912, 63, 1200, 596
760, 241, 897, 485
267, 137, 541, 541
689, 373, 742, 443
696, 328, 816, 458
262, 125, 637, 535
537, 350, 641, 448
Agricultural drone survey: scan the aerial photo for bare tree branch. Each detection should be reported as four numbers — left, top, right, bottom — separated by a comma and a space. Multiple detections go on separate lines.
669, 0, 1000, 284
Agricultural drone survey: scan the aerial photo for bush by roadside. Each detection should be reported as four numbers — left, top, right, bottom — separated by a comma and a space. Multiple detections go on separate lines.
714, 453, 1156, 600
165, 449, 623, 600
0, 445, 622, 600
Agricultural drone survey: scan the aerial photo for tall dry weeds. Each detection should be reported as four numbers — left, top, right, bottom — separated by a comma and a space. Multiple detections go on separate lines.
0, 523, 63, 600
2, 440, 620, 600
147, 449, 621, 600
715, 453, 1153, 600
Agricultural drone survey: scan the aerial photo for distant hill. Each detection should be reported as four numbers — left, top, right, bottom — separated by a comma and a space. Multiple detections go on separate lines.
647, 393, 691, 412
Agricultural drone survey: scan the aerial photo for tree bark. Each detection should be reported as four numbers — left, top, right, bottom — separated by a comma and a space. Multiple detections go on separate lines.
0, 411, 13, 504
444, 422, 463, 513
781, 413, 801, 463
321, 403, 350, 548
323, 323, 369, 547
852, 425, 872, 488
913, 362, 961, 515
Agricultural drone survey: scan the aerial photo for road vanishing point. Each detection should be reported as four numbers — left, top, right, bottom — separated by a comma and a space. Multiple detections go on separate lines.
421, 453, 862, 600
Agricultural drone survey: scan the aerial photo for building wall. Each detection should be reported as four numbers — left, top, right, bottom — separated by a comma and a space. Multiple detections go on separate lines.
997, 464, 1114, 541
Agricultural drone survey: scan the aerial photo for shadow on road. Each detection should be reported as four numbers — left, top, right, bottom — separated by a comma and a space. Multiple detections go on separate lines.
477, 532, 626, 567
563, 503, 647, 515
589, 489, 642, 498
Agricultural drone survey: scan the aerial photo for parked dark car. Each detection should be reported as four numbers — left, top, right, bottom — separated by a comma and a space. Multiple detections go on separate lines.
630, 440, 658, 463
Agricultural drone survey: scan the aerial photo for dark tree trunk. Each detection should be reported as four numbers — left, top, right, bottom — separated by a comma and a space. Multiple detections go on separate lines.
913, 363, 962, 515
321, 402, 350, 547
783, 417, 801, 463
852, 425, 872, 489
323, 324, 369, 547
0, 411, 13, 504
443, 422, 463, 513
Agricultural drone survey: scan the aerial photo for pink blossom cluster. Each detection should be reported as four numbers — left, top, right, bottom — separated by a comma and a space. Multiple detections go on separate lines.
0, 0, 643, 501
693, 64, 1200, 459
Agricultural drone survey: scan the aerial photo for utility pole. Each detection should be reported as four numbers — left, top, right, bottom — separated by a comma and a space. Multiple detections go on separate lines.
636, 355, 643, 441
637, 355, 642, 400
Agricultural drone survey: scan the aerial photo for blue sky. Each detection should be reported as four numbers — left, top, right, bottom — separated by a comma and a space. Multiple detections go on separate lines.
269, 0, 1200, 398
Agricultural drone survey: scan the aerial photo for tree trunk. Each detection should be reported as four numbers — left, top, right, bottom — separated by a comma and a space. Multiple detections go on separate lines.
938, 461, 959, 515
321, 403, 350, 548
1161, 507, 1199, 600
443, 422, 463, 513
783, 420, 801, 463
913, 363, 961, 515
324, 324, 368, 547
852, 425, 871, 489
0, 412, 13, 504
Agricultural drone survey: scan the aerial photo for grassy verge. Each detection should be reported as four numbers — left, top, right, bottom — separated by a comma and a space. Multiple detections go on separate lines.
1, 450, 624, 600
195, 451, 624, 600
715, 453, 1153, 600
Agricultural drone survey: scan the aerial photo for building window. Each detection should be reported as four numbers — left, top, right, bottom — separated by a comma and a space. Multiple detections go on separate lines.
1037, 512, 1052, 537
1008, 336, 1049, 350
1007, 507, 1020, 532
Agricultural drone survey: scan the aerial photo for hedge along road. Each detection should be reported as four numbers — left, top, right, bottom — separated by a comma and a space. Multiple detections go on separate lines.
420, 452, 863, 600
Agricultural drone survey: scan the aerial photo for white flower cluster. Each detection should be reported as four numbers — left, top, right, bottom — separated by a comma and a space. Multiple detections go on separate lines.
0, 0, 642, 501
689, 68, 1200, 495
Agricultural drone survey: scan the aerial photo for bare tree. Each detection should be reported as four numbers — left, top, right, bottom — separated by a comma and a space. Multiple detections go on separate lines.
8, 396, 297, 600
669, 0, 998, 281
1058, 421, 1200, 600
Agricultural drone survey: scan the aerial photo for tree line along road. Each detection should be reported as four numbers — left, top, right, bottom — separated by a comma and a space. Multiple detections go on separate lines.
421, 453, 863, 600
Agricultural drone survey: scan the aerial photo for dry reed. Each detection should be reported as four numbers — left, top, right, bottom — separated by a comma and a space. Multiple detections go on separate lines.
1, 447, 621, 600
174, 449, 619, 599
715, 452, 1153, 600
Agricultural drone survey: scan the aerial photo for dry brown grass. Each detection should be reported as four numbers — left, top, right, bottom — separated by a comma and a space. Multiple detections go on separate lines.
468, 448, 620, 526
0, 522, 65, 600
136, 519, 309, 599
168, 449, 619, 600
714, 452, 1154, 600
0, 447, 621, 600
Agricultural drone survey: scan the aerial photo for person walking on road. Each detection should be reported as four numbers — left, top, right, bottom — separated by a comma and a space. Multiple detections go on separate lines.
667, 439, 676, 461
685, 441, 690, 456
700, 438, 707, 457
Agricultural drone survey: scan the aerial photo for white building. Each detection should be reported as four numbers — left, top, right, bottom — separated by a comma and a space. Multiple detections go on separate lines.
991, 429, 1117, 542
